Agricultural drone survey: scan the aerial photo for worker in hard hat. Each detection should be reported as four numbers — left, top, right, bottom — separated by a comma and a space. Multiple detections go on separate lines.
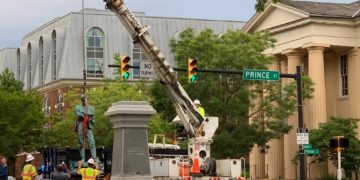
21, 154, 37, 180
78, 158, 99, 180
194, 99, 206, 137
194, 99, 205, 119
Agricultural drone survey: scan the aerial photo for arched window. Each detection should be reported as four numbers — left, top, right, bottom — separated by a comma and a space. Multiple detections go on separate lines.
52, 31, 57, 80
27, 43, 32, 89
39, 37, 44, 85
56, 91, 64, 120
17, 49, 20, 80
86, 27, 104, 78
44, 94, 50, 117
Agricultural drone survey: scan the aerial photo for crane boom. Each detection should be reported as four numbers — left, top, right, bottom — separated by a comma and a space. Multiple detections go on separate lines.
104, 0, 204, 137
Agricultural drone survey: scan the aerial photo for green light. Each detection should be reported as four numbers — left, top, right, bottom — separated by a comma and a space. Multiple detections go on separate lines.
123, 72, 130, 80
190, 75, 198, 82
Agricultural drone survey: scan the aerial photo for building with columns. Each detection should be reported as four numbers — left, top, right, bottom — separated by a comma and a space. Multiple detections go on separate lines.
0, 8, 244, 117
243, 0, 360, 179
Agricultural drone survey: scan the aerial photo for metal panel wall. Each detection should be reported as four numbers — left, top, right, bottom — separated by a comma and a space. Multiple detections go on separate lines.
0, 9, 245, 89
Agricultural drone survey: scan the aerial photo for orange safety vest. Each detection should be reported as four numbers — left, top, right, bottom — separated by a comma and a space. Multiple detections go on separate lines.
21, 164, 36, 180
78, 168, 99, 180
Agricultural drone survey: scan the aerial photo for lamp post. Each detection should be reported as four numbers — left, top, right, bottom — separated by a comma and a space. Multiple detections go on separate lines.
82, 0, 87, 94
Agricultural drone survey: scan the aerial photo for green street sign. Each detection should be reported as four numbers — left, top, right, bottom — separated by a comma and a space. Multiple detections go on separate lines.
243, 69, 280, 81
304, 144, 312, 149
304, 148, 320, 155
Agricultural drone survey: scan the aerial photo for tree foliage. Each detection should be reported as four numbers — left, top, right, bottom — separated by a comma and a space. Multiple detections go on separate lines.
255, 0, 279, 11
47, 81, 170, 148
0, 68, 45, 157
150, 28, 313, 158
309, 117, 360, 179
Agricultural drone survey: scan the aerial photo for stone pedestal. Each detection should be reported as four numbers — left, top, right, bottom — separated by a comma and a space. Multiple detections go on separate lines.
105, 101, 156, 180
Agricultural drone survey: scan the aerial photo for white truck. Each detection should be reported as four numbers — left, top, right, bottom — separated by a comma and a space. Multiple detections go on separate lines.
103, 1, 246, 179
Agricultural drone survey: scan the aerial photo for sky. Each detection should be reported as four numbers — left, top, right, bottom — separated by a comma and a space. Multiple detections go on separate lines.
0, 0, 356, 49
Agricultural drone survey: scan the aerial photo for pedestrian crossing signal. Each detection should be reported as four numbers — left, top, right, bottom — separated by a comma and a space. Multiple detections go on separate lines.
188, 58, 198, 82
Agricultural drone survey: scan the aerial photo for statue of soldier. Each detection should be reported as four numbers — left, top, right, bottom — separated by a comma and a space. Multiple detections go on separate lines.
75, 94, 96, 162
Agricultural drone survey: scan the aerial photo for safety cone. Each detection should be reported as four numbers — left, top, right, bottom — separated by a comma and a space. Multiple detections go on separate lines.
191, 157, 200, 174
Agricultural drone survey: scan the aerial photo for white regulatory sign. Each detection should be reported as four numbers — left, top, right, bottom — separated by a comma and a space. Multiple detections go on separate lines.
140, 61, 155, 78
296, 128, 309, 144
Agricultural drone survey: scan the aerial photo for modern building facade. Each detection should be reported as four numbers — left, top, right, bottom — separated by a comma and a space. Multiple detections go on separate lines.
0, 8, 244, 116
243, 0, 360, 179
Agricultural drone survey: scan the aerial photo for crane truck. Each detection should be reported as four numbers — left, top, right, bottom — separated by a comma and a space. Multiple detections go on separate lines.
104, 1, 246, 179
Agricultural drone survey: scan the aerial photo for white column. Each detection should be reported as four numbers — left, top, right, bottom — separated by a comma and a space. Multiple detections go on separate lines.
282, 49, 303, 179
265, 57, 285, 179
302, 43, 329, 129
250, 145, 266, 179
303, 43, 330, 179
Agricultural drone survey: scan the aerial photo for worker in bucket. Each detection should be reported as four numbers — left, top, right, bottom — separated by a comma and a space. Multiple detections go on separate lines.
194, 99, 206, 137
194, 99, 205, 118
75, 94, 97, 162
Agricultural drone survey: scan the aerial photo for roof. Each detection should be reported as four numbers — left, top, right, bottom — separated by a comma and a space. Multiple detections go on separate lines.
279, 0, 360, 18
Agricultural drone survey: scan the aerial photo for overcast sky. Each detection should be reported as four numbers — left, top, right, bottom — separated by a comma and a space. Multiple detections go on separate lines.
0, 0, 355, 49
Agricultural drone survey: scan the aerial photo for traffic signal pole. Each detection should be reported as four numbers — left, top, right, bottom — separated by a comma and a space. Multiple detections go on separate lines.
296, 66, 306, 180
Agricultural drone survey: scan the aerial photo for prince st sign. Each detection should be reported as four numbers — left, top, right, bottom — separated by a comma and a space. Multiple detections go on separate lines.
243, 69, 280, 81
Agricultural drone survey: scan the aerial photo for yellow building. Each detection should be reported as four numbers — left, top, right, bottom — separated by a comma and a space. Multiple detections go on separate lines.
243, 0, 360, 179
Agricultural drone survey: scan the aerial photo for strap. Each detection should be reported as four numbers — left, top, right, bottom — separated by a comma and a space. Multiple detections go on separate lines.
28, 165, 33, 175
22, 165, 33, 176
84, 168, 87, 177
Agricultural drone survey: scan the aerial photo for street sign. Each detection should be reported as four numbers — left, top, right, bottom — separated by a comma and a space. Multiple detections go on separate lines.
303, 144, 312, 149
140, 61, 155, 78
296, 128, 308, 133
304, 148, 320, 155
296, 128, 309, 145
243, 69, 280, 81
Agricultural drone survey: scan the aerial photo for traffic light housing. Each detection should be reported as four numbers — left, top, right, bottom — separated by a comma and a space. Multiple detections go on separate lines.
188, 58, 198, 82
330, 136, 349, 151
120, 56, 131, 80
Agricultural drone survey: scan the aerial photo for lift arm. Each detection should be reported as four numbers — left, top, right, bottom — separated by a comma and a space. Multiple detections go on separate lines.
104, 0, 204, 137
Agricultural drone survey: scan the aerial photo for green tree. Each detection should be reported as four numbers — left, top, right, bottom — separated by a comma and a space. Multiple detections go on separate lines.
150, 28, 313, 158
48, 81, 170, 147
309, 117, 360, 179
0, 68, 23, 91
255, 0, 279, 11
0, 68, 45, 157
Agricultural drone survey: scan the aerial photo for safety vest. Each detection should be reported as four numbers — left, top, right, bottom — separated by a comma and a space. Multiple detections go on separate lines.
21, 164, 36, 180
197, 106, 205, 118
78, 168, 99, 180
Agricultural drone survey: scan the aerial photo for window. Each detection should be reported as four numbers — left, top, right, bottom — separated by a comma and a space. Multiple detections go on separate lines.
132, 43, 148, 79
27, 43, 32, 89
340, 55, 348, 96
17, 49, 20, 80
86, 27, 104, 78
55, 93, 64, 119
52, 31, 57, 81
44, 94, 50, 117
39, 37, 44, 85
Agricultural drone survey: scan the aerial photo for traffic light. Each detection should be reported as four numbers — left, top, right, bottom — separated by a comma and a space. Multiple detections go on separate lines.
120, 56, 131, 80
188, 58, 198, 82
330, 136, 349, 150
